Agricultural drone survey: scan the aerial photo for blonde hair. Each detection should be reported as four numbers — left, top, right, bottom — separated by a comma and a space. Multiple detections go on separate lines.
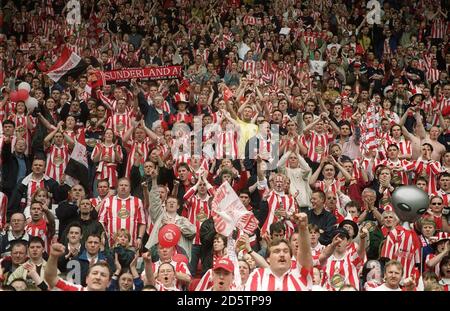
114, 229, 131, 247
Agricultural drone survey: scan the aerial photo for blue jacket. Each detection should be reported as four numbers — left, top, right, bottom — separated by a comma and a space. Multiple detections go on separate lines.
75, 249, 114, 286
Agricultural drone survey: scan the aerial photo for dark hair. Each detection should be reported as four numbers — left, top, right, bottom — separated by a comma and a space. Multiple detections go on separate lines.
10, 240, 28, 251
422, 143, 434, 152
439, 172, 450, 180
439, 256, 450, 277
214, 233, 228, 247
177, 162, 190, 171
415, 176, 428, 185
389, 123, 402, 136
238, 189, 251, 197
9, 278, 28, 289
312, 190, 326, 201
67, 222, 83, 235
86, 233, 102, 241
2, 119, 15, 127
303, 112, 314, 119
29, 236, 45, 248
158, 262, 176, 273
307, 223, 320, 233
270, 222, 285, 235
386, 143, 399, 150
32, 154, 47, 163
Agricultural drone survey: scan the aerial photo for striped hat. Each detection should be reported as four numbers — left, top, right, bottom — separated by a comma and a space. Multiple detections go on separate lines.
173, 92, 189, 104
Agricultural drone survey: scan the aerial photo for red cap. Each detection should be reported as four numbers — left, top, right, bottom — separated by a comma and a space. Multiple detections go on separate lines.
213, 258, 234, 273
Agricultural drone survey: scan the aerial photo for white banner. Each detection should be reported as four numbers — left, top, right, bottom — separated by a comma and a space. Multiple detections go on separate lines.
211, 182, 259, 236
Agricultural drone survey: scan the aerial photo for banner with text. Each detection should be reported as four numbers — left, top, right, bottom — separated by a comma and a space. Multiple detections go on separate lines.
211, 182, 259, 236
103, 66, 182, 82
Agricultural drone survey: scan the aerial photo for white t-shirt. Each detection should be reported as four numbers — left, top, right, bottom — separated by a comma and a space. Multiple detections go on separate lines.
309, 60, 327, 76
369, 284, 402, 291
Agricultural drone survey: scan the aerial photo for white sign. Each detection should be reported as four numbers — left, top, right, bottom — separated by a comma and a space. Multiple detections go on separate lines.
211, 182, 259, 236
238, 43, 251, 60
279, 28, 291, 35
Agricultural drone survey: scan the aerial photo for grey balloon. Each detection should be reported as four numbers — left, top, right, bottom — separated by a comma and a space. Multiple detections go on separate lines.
390, 186, 429, 223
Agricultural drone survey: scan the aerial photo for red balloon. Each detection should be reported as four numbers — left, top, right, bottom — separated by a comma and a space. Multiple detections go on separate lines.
158, 224, 181, 248
9, 91, 19, 102
17, 89, 29, 101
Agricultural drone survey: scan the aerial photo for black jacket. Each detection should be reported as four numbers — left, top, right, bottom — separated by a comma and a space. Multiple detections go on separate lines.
56, 201, 99, 243
199, 218, 217, 275
305, 208, 337, 246
1, 142, 31, 196
8, 175, 69, 218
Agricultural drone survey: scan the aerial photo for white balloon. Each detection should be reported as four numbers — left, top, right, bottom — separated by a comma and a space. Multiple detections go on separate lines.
25, 97, 38, 112
18, 82, 31, 92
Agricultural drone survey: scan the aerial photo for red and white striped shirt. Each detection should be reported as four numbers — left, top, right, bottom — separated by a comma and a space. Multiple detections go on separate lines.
25, 218, 50, 252
244, 266, 312, 291
45, 144, 70, 184
215, 131, 239, 160
106, 112, 133, 138
99, 195, 146, 247
379, 159, 415, 185
20, 174, 46, 208
91, 143, 123, 188
431, 18, 448, 39
183, 187, 214, 245
380, 225, 421, 279
124, 137, 152, 178
261, 191, 297, 239
413, 159, 441, 193
385, 137, 412, 160
323, 250, 364, 291
149, 259, 191, 291
431, 96, 450, 126
305, 131, 333, 163
0, 192, 8, 230
54, 278, 86, 291
426, 67, 440, 84
244, 60, 256, 73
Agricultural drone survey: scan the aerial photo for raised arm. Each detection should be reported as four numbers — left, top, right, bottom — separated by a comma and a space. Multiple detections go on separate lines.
44, 243, 66, 288
142, 252, 155, 286
309, 157, 325, 188
295, 213, 313, 270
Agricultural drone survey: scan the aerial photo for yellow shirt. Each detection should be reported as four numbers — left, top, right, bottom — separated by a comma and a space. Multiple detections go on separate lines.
237, 119, 258, 158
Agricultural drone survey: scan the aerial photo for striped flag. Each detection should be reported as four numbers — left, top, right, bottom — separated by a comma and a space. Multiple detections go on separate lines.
360, 101, 379, 152
46, 47, 87, 84
64, 129, 89, 191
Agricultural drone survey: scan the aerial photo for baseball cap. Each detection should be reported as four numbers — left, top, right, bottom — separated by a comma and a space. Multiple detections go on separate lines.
213, 258, 234, 273
331, 228, 350, 240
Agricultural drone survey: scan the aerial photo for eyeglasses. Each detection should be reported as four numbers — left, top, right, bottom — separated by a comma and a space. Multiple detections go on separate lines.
431, 202, 442, 205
